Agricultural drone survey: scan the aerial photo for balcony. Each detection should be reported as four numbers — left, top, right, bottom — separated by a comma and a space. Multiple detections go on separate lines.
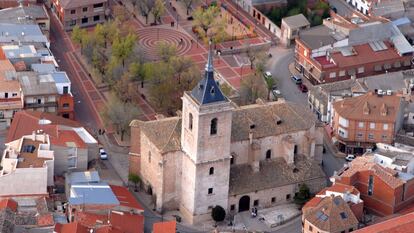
25, 102, 57, 108
93, 7, 104, 13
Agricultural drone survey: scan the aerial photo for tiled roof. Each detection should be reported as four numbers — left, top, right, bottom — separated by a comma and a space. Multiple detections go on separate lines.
282, 14, 310, 29
354, 212, 414, 233
339, 156, 407, 188
59, 0, 107, 9
333, 91, 403, 123
7, 110, 83, 146
304, 196, 359, 232
231, 101, 316, 142
136, 102, 316, 154
229, 154, 325, 195
54, 222, 90, 233
298, 25, 337, 49
0, 199, 17, 212
74, 212, 144, 233
110, 185, 143, 211
135, 117, 181, 153
329, 42, 403, 69
153, 220, 176, 233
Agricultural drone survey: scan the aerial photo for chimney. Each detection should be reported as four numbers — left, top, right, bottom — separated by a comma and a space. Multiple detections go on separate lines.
380, 103, 387, 116
363, 101, 370, 115
249, 131, 253, 144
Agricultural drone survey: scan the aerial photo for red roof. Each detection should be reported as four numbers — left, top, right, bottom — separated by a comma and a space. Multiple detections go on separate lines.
153, 221, 176, 233
108, 212, 144, 233
7, 111, 86, 148
37, 213, 54, 226
110, 185, 143, 211
330, 42, 402, 69
75, 212, 107, 228
354, 212, 414, 233
54, 222, 90, 233
0, 199, 18, 212
74, 211, 144, 233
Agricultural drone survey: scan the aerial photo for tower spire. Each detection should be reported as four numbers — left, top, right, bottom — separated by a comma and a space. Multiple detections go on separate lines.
205, 40, 213, 72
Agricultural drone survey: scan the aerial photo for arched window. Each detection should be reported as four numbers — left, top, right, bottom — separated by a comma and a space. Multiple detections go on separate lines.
189, 113, 193, 130
210, 118, 218, 135
266, 149, 271, 159
209, 167, 214, 175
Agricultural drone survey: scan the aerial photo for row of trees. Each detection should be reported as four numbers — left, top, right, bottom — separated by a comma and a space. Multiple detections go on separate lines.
131, 0, 165, 24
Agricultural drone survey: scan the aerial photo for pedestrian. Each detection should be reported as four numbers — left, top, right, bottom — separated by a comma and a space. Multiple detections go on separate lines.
102, 129, 106, 135
98, 129, 102, 135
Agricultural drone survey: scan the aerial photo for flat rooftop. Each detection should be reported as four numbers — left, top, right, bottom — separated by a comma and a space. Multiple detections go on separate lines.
16, 139, 50, 169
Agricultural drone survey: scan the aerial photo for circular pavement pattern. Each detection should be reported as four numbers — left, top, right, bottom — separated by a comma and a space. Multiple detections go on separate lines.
138, 27, 192, 61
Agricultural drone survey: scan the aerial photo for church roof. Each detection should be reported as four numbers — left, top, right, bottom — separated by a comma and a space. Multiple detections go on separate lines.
190, 43, 227, 105
229, 154, 326, 195
231, 101, 316, 142
133, 117, 182, 153
134, 101, 316, 154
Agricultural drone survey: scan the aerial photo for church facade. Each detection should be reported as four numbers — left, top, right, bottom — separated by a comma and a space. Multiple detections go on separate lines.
129, 48, 327, 224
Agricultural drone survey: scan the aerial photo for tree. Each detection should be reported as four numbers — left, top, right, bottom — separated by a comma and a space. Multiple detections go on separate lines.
156, 41, 177, 62
101, 95, 140, 141
294, 184, 311, 206
193, 6, 226, 44
112, 33, 137, 68
113, 4, 130, 23
211, 206, 226, 222
128, 173, 141, 192
265, 77, 275, 100
145, 56, 200, 114
71, 25, 88, 54
136, 0, 155, 24
181, 0, 199, 15
152, 0, 165, 24
240, 72, 267, 105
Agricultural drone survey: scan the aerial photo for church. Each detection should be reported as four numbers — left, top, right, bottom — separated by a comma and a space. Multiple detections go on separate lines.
129, 47, 327, 224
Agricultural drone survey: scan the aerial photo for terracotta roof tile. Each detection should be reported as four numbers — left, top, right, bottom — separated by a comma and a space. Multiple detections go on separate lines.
304, 196, 359, 232
37, 213, 54, 226
153, 220, 176, 233
339, 156, 407, 188
0, 199, 17, 212
59, 0, 107, 9
328, 42, 403, 68
333, 91, 403, 123
54, 222, 90, 233
7, 110, 83, 145
354, 212, 414, 233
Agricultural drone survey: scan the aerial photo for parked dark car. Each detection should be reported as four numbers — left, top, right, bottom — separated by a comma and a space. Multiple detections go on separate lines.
298, 83, 308, 93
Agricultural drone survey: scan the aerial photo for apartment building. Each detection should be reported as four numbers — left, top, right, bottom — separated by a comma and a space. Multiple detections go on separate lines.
7, 111, 98, 175
0, 132, 54, 197
0, 58, 23, 129
295, 14, 414, 84
332, 156, 414, 216
51, 0, 108, 31
331, 91, 406, 154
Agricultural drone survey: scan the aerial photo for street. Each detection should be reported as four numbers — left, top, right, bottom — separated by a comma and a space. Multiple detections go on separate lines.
267, 47, 308, 105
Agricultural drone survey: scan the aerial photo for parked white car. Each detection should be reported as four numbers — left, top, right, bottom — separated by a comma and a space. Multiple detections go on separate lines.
99, 148, 108, 160
345, 154, 355, 162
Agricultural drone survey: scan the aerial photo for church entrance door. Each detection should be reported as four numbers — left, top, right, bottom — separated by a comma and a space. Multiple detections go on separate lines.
239, 195, 250, 212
